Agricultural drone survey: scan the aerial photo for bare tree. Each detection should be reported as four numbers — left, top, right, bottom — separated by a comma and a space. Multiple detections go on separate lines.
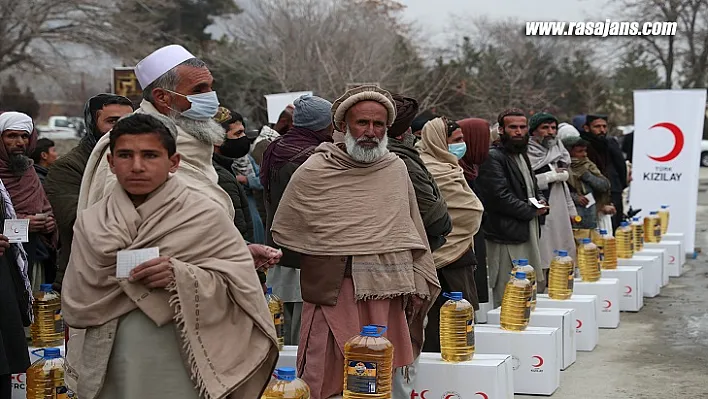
207, 0, 458, 118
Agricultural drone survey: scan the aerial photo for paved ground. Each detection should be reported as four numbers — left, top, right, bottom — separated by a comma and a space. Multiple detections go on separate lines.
517, 174, 708, 398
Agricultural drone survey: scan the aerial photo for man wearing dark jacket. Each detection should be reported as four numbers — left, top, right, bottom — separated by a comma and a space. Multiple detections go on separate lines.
580, 114, 627, 230
387, 95, 451, 252
45, 94, 133, 291
260, 94, 334, 346
476, 108, 548, 306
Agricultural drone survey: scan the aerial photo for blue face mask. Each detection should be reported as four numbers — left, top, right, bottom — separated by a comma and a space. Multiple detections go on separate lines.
448, 142, 467, 159
167, 90, 220, 121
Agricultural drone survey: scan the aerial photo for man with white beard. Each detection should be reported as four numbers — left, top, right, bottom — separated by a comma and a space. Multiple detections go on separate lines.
271, 85, 439, 399
77, 44, 234, 219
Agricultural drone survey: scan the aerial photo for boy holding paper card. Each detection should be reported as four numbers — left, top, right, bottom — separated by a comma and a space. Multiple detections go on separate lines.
62, 113, 278, 399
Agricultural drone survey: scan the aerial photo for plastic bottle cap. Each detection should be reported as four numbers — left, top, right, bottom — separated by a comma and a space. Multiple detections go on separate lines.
514, 271, 527, 279
360, 325, 387, 337
650, 211, 658, 215
40, 284, 53, 293
599, 229, 607, 235
661, 205, 668, 209
266, 286, 272, 295
558, 250, 568, 257
446, 292, 463, 301
275, 367, 296, 381
581, 238, 591, 244
44, 348, 61, 359
621, 221, 629, 227
633, 217, 640, 221
517, 259, 529, 266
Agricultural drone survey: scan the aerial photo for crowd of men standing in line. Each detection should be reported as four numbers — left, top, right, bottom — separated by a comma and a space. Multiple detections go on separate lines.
0, 43, 629, 399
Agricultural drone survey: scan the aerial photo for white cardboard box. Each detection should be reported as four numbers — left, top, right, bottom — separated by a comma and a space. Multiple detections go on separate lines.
475, 325, 559, 396
535, 294, 599, 352
646, 241, 683, 277
571, 278, 621, 329
635, 248, 668, 286
662, 233, 687, 265
477, 301, 493, 324
618, 255, 661, 297
278, 347, 515, 399
12, 345, 66, 399
415, 353, 514, 399
602, 267, 644, 312
486, 307, 576, 370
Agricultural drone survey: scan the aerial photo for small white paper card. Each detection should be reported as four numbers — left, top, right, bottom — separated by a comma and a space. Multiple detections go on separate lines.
4, 219, 29, 243
584, 192, 596, 208
116, 247, 159, 279
529, 197, 546, 209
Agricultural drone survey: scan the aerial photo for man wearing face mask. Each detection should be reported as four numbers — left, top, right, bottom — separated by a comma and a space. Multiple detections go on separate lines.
580, 114, 626, 230
526, 112, 578, 287
77, 44, 235, 220
213, 106, 254, 243
417, 117, 484, 353
476, 109, 547, 306
387, 95, 451, 253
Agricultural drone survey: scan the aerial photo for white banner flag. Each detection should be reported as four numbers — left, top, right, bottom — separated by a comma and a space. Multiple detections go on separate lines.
264, 91, 313, 124
631, 89, 706, 251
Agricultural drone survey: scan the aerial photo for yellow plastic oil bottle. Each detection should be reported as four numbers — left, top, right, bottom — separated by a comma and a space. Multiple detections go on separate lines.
599, 229, 618, 269
616, 221, 634, 259
659, 205, 670, 235
512, 259, 536, 311
548, 250, 574, 300
26, 348, 70, 399
644, 212, 662, 243
30, 284, 64, 348
261, 367, 311, 399
500, 271, 533, 331
439, 292, 474, 362
266, 287, 285, 350
631, 217, 644, 252
577, 238, 601, 282
343, 325, 394, 399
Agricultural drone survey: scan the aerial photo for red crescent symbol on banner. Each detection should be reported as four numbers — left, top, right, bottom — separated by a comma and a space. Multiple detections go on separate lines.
475, 392, 490, 399
648, 122, 684, 162
669, 255, 676, 263
625, 285, 633, 294
576, 319, 583, 328
532, 356, 544, 367
420, 390, 428, 399
604, 300, 612, 309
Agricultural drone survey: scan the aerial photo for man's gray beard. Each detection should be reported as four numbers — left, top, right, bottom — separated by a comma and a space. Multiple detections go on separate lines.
344, 127, 389, 163
168, 110, 225, 145
7, 153, 31, 175
542, 136, 558, 149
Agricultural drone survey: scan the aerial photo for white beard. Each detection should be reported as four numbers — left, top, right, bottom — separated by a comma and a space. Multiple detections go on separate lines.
168, 110, 225, 145
344, 127, 389, 163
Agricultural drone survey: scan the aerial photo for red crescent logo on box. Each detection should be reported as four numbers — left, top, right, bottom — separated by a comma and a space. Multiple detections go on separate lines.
625, 285, 633, 294
443, 392, 461, 399
475, 392, 490, 399
647, 122, 684, 162
604, 300, 612, 309
410, 390, 428, 399
576, 319, 583, 328
669, 255, 676, 264
532, 355, 544, 368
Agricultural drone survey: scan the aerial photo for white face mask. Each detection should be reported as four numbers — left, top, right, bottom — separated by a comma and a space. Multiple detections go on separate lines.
166, 90, 220, 121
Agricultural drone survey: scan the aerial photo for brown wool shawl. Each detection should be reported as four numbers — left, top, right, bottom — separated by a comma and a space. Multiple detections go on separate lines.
62, 176, 278, 399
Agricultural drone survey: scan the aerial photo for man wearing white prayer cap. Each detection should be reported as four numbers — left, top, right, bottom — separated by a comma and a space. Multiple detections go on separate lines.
77, 44, 235, 219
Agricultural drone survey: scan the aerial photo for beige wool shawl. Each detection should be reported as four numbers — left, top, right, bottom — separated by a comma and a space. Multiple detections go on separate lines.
62, 176, 278, 399
271, 142, 440, 301
417, 118, 484, 268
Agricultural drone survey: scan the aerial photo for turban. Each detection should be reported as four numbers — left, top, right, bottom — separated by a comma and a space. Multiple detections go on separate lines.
331, 85, 396, 127
0, 111, 33, 134
387, 94, 419, 137
528, 112, 558, 134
